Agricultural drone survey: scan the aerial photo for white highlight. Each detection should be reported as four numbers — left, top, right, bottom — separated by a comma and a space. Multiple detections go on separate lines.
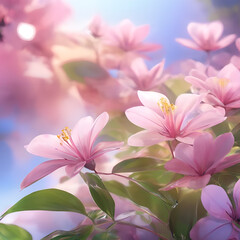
17, 23, 36, 41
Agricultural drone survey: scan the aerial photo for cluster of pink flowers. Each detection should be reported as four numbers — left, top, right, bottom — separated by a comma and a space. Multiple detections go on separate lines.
2, 2, 240, 239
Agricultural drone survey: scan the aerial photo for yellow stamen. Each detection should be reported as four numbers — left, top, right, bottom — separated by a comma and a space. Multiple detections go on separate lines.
157, 97, 176, 114
57, 127, 72, 142
218, 78, 229, 88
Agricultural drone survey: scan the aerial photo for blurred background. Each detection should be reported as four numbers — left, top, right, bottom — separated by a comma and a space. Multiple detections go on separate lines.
1, 0, 240, 238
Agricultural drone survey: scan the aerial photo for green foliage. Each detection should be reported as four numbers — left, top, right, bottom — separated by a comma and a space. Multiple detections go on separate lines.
92, 232, 118, 240
62, 60, 109, 83
232, 122, 240, 146
1, 189, 87, 219
0, 223, 32, 240
112, 157, 163, 173
81, 173, 115, 219
169, 190, 206, 240
43, 225, 94, 240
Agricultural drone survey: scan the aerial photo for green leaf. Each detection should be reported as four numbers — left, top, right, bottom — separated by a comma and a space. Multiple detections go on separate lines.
1, 189, 87, 219
169, 190, 206, 240
112, 157, 162, 173
211, 120, 230, 137
92, 232, 118, 240
0, 223, 32, 240
62, 61, 109, 83
104, 180, 129, 198
232, 122, 240, 146
81, 173, 115, 219
88, 210, 107, 222
43, 225, 93, 240
127, 181, 173, 222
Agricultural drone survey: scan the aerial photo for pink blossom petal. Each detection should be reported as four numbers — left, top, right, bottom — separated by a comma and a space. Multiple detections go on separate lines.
187, 22, 206, 46
212, 132, 234, 162
174, 143, 195, 169
190, 216, 232, 240
161, 175, 211, 191
175, 38, 201, 50
130, 58, 149, 79
149, 59, 164, 81
21, 159, 72, 189
185, 75, 207, 89
201, 185, 233, 221
189, 69, 208, 81
236, 38, 240, 51
125, 106, 166, 131
183, 107, 226, 133
133, 24, 149, 43
174, 93, 202, 129
208, 21, 223, 42
217, 63, 240, 82
25, 134, 78, 160
193, 133, 214, 175
217, 34, 236, 49
135, 43, 161, 52
128, 130, 172, 146
176, 132, 202, 144
231, 55, 240, 69
65, 161, 86, 178
165, 158, 198, 175
89, 112, 109, 149
226, 99, 240, 108
213, 154, 240, 173
91, 141, 124, 158
71, 116, 93, 156
137, 90, 167, 116
233, 179, 240, 217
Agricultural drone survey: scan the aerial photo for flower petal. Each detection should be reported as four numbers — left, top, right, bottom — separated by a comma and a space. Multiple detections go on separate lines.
89, 112, 109, 149
71, 116, 94, 158
91, 141, 124, 159
165, 158, 198, 175
193, 132, 214, 175
137, 90, 167, 116
161, 175, 211, 191
233, 179, 240, 217
213, 153, 240, 174
175, 38, 201, 50
201, 185, 233, 220
21, 159, 72, 189
190, 216, 233, 240
128, 130, 172, 146
65, 161, 86, 178
217, 34, 236, 49
125, 106, 166, 131
26, 134, 78, 160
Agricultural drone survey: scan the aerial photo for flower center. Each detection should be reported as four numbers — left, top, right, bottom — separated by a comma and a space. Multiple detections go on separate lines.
57, 127, 72, 143
218, 78, 229, 88
157, 97, 176, 115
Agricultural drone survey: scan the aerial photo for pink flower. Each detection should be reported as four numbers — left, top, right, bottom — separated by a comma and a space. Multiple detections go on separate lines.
88, 15, 107, 38
176, 21, 236, 51
231, 38, 240, 69
190, 180, 240, 239
164, 132, 240, 190
120, 58, 165, 91
21, 112, 123, 189
105, 19, 161, 52
186, 63, 240, 112
125, 91, 226, 146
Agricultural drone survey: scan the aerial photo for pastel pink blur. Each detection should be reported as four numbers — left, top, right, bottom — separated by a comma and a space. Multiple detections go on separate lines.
176, 21, 236, 51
